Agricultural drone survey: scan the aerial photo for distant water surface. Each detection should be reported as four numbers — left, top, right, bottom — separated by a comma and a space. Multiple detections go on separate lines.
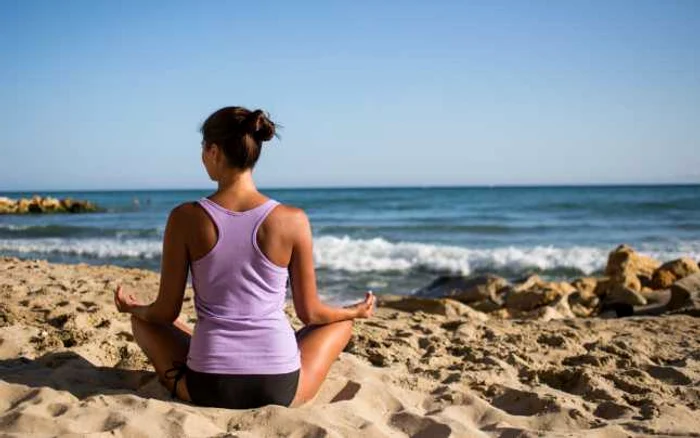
1, 185, 698, 304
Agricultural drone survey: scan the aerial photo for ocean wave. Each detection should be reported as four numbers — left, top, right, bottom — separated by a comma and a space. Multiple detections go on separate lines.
0, 238, 161, 259
312, 236, 700, 275
0, 224, 162, 239
1, 235, 698, 277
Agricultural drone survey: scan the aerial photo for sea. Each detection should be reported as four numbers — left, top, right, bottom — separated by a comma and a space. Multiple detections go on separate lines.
1, 185, 699, 304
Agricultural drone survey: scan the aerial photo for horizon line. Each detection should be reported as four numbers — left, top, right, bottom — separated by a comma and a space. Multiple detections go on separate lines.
2, 181, 699, 193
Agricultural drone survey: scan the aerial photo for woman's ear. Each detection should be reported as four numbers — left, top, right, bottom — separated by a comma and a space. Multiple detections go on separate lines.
211, 143, 225, 166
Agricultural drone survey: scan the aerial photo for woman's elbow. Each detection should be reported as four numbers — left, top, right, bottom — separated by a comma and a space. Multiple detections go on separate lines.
150, 308, 179, 325
297, 308, 323, 326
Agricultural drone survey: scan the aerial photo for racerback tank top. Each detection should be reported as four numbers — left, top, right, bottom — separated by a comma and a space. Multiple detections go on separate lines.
186, 197, 301, 374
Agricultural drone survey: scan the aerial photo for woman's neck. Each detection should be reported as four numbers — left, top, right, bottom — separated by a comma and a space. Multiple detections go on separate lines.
216, 169, 258, 198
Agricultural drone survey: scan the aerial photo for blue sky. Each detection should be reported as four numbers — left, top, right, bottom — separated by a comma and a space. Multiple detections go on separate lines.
1, 0, 699, 190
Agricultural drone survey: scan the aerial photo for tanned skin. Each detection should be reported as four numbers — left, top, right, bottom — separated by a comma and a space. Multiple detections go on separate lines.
114, 140, 375, 407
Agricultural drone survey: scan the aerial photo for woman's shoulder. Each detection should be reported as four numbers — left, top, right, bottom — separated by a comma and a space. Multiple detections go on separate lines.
266, 201, 310, 230
166, 201, 209, 227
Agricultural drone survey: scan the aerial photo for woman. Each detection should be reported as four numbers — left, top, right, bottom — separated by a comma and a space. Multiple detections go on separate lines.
113, 106, 375, 409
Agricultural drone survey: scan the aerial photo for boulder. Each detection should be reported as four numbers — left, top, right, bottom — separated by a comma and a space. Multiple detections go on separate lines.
0, 197, 16, 214
16, 199, 30, 214
468, 299, 504, 313
571, 277, 601, 298
568, 291, 600, 317
377, 295, 488, 319
513, 274, 546, 292
604, 244, 660, 280
603, 284, 647, 307
504, 277, 576, 312
415, 274, 509, 305
40, 197, 62, 212
651, 258, 700, 289
667, 272, 700, 312
505, 286, 562, 312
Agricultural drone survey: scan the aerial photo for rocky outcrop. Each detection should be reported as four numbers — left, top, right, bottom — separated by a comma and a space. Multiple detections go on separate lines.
0, 196, 98, 214
394, 245, 696, 320
651, 258, 700, 289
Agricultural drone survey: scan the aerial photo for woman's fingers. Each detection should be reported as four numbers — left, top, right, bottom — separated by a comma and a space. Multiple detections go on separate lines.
114, 285, 129, 312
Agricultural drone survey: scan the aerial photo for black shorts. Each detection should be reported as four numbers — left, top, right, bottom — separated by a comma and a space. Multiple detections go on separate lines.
165, 361, 300, 409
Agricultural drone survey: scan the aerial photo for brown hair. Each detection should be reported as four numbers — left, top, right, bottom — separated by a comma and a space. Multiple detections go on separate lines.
200, 106, 276, 169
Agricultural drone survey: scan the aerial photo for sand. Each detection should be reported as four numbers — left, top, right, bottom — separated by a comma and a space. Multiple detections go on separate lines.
1, 256, 699, 437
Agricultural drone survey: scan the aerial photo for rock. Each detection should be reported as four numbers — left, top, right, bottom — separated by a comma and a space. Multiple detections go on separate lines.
639, 288, 671, 305
377, 295, 488, 320
604, 244, 660, 280
17, 198, 30, 214
617, 272, 641, 292
530, 293, 577, 321
415, 274, 509, 305
504, 278, 576, 312
468, 299, 504, 313
571, 277, 601, 298
667, 272, 700, 312
603, 284, 647, 307
0, 196, 98, 215
40, 197, 62, 212
505, 286, 562, 312
513, 275, 546, 292
550, 281, 577, 296
651, 258, 700, 289
568, 292, 600, 317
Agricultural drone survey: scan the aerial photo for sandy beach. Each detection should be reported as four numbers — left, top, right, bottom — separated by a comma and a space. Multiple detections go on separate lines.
0, 255, 698, 437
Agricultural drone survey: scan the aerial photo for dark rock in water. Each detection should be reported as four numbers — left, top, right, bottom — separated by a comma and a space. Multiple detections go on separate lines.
667, 272, 700, 313
414, 274, 509, 306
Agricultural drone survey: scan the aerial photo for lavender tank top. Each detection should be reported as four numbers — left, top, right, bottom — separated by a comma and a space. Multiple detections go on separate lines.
186, 197, 301, 374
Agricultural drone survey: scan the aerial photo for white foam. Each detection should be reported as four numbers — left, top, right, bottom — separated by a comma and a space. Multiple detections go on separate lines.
0, 224, 31, 230
313, 236, 700, 275
1, 235, 698, 275
0, 238, 161, 259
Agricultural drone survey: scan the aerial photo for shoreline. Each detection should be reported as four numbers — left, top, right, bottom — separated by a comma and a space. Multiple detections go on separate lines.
1, 256, 699, 436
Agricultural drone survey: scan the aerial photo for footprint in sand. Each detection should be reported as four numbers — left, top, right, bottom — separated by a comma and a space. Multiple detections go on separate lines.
537, 368, 617, 403
593, 401, 634, 420
330, 381, 361, 403
389, 410, 452, 438
489, 387, 561, 416
645, 365, 692, 385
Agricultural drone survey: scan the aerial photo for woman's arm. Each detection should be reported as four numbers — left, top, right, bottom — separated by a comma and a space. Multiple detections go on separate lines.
115, 204, 190, 324
288, 209, 374, 325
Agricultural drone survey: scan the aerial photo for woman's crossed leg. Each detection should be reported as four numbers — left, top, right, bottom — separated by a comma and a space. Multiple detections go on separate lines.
130, 316, 353, 407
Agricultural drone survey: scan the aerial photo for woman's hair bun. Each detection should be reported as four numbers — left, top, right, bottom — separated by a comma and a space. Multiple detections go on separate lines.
247, 109, 276, 143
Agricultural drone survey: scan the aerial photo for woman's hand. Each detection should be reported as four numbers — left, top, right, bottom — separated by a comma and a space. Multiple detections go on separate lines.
114, 285, 143, 314
349, 291, 375, 319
